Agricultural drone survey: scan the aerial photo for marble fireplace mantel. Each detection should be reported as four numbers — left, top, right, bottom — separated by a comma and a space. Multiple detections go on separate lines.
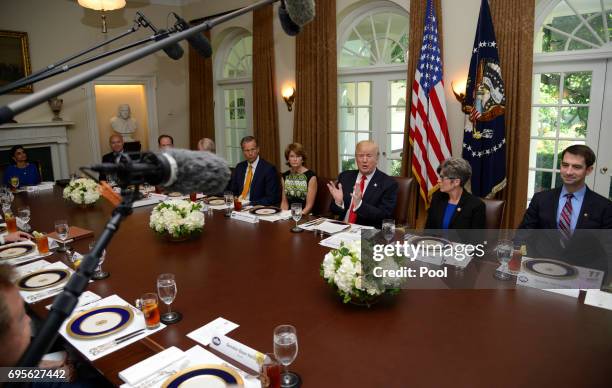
0, 121, 74, 180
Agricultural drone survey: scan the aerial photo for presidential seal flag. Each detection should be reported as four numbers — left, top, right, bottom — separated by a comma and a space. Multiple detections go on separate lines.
461, 0, 506, 198
409, 0, 451, 208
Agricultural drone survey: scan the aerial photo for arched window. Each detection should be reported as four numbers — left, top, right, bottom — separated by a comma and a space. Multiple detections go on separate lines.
215, 29, 253, 167
530, 0, 612, 201
338, 2, 409, 176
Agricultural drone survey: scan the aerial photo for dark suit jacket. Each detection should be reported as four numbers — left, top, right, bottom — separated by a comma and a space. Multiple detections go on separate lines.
229, 158, 280, 206
329, 169, 398, 228
517, 186, 612, 274
425, 190, 486, 229
99, 151, 121, 181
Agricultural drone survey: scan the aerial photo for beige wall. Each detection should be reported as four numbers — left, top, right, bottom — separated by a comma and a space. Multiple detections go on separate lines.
0, 0, 188, 174
0, 0, 503, 174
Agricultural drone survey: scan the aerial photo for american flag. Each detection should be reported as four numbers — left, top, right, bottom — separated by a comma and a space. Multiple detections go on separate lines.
409, 0, 451, 207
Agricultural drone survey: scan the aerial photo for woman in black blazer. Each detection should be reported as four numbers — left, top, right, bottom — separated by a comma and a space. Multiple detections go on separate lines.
425, 157, 486, 229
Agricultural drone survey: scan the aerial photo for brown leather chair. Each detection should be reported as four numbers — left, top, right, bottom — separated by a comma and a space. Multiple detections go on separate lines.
311, 176, 334, 217
392, 176, 414, 227
483, 198, 505, 229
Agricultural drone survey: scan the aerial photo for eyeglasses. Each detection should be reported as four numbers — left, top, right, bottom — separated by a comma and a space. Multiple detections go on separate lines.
439, 175, 458, 181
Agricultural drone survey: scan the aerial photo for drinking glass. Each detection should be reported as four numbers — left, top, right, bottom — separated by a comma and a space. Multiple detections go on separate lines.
290, 203, 303, 233
223, 191, 234, 217
135, 293, 160, 329
54, 219, 70, 252
17, 206, 31, 232
88, 240, 109, 280
261, 353, 281, 388
494, 239, 514, 281
5, 210, 17, 233
9, 176, 19, 191
157, 273, 181, 324
273, 324, 300, 387
382, 219, 395, 243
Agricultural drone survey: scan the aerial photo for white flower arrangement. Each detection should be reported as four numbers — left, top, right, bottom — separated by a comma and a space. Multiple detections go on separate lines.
149, 199, 204, 239
321, 240, 401, 305
63, 178, 100, 205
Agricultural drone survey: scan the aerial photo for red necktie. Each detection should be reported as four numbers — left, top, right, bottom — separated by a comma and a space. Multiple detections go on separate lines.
348, 175, 367, 224
559, 193, 574, 246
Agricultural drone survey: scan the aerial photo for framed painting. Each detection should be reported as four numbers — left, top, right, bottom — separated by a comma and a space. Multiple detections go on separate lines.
0, 30, 33, 93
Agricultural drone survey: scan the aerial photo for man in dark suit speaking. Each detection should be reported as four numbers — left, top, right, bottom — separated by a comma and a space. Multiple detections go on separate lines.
99, 134, 125, 182
517, 145, 612, 275
327, 140, 398, 228
229, 136, 280, 206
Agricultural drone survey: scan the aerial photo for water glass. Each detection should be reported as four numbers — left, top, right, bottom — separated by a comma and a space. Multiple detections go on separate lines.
17, 206, 31, 232
273, 324, 300, 387
290, 203, 303, 233
88, 240, 109, 280
157, 273, 181, 324
223, 191, 234, 217
494, 239, 514, 281
382, 219, 395, 243
54, 220, 70, 252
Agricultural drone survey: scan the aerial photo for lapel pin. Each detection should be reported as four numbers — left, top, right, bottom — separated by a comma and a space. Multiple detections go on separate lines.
373, 183, 378, 187
583, 213, 588, 217
457, 207, 462, 212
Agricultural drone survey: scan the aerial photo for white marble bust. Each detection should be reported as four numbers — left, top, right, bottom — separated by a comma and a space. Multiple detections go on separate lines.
110, 104, 137, 141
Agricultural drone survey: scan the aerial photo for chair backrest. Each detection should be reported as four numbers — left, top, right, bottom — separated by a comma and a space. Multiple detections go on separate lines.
392, 176, 414, 226
483, 198, 505, 229
312, 176, 334, 217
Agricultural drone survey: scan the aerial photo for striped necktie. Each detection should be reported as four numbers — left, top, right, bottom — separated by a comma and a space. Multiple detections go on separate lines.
559, 193, 574, 246
348, 175, 367, 224
239, 163, 253, 200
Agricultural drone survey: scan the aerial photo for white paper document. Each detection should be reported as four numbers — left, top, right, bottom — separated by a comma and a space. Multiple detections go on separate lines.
187, 316, 239, 346
584, 290, 612, 311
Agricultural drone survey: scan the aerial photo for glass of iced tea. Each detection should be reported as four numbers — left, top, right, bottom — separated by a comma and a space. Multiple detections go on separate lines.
234, 198, 242, 211
136, 293, 160, 329
261, 353, 281, 388
34, 232, 49, 254
189, 192, 197, 202
5, 211, 17, 233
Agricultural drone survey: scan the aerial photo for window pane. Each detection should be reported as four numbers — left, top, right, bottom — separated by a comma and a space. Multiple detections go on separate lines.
339, 108, 356, 131
356, 108, 371, 131
339, 132, 356, 155
559, 107, 588, 138
357, 82, 371, 105
225, 129, 232, 146
534, 170, 553, 193
543, 1, 581, 35
389, 107, 406, 132
236, 108, 246, 128
388, 133, 404, 155
531, 107, 558, 137
357, 132, 371, 142
223, 35, 252, 79
533, 73, 560, 104
562, 71, 591, 104
530, 139, 556, 169
340, 83, 356, 107
389, 80, 407, 106
574, 20, 602, 46
341, 155, 356, 171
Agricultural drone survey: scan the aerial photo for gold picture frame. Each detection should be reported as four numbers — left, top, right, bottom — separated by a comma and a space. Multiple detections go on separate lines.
0, 30, 33, 93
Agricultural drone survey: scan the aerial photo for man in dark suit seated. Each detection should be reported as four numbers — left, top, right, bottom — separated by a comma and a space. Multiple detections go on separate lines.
228, 136, 280, 206
327, 140, 398, 228
99, 134, 125, 182
517, 145, 612, 276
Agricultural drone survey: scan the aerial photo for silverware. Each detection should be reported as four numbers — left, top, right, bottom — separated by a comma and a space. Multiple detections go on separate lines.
300, 218, 325, 228
26, 286, 65, 303
89, 328, 146, 356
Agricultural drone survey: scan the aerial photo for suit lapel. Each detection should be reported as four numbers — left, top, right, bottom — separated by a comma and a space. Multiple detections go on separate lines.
575, 187, 591, 229
237, 162, 247, 193
449, 191, 467, 228
362, 170, 380, 203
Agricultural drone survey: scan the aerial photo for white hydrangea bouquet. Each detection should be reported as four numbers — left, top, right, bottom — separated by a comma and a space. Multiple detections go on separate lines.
63, 178, 100, 205
321, 240, 402, 306
149, 199, 204, 240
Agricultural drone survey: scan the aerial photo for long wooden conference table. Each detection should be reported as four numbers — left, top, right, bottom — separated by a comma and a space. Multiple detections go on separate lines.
16, 188, 612, 387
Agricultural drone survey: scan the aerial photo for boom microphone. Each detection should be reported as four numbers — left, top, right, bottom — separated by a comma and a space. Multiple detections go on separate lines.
278, 1, 301, 36
136, 11, 184, 60
172, 13, 213, 58
89, 149, 230, 194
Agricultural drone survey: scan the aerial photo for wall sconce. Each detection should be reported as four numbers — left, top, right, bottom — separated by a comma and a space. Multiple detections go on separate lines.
451, 79, 467, 103
78, 0, 126, 33
282, 86, 295, 112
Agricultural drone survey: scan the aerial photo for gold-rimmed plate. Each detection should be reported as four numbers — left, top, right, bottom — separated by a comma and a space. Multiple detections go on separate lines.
17, 268, 70, 291
66, 305, 133, 340
522, 258, 578, 279
249, 206, 281, 216
162, 364, 244, 388
0, 243, 35, 260
205, 197, 225, 206
406, 236, 451, 247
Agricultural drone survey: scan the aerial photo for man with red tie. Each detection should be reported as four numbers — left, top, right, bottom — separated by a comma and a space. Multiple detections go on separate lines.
517, 145, 612, 275
327, 140, 398, 228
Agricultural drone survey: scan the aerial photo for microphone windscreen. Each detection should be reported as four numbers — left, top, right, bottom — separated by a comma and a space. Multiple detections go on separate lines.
278, 3, 301, 36
157, 29, 184, 60
284, 0, 315, 27
162, 149, 230, 195
188, 33, 213, 58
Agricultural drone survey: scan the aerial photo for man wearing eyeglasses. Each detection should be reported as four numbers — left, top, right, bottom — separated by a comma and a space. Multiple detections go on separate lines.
327, 140, 398, 228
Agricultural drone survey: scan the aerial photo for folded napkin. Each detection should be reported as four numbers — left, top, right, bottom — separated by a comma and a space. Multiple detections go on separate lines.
132, 197, 163, 208
257, 210, 292, 222
119, 346, 185, 386
319, 230, 362, 249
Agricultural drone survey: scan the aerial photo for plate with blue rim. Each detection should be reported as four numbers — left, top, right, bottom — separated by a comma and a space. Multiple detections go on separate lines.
522, 258, 578, 279
66, 305, 133, 340
17, 268, 70, 291
249, 206, 281, 215
0, 243, 35, 260
162, 364, 244, 388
